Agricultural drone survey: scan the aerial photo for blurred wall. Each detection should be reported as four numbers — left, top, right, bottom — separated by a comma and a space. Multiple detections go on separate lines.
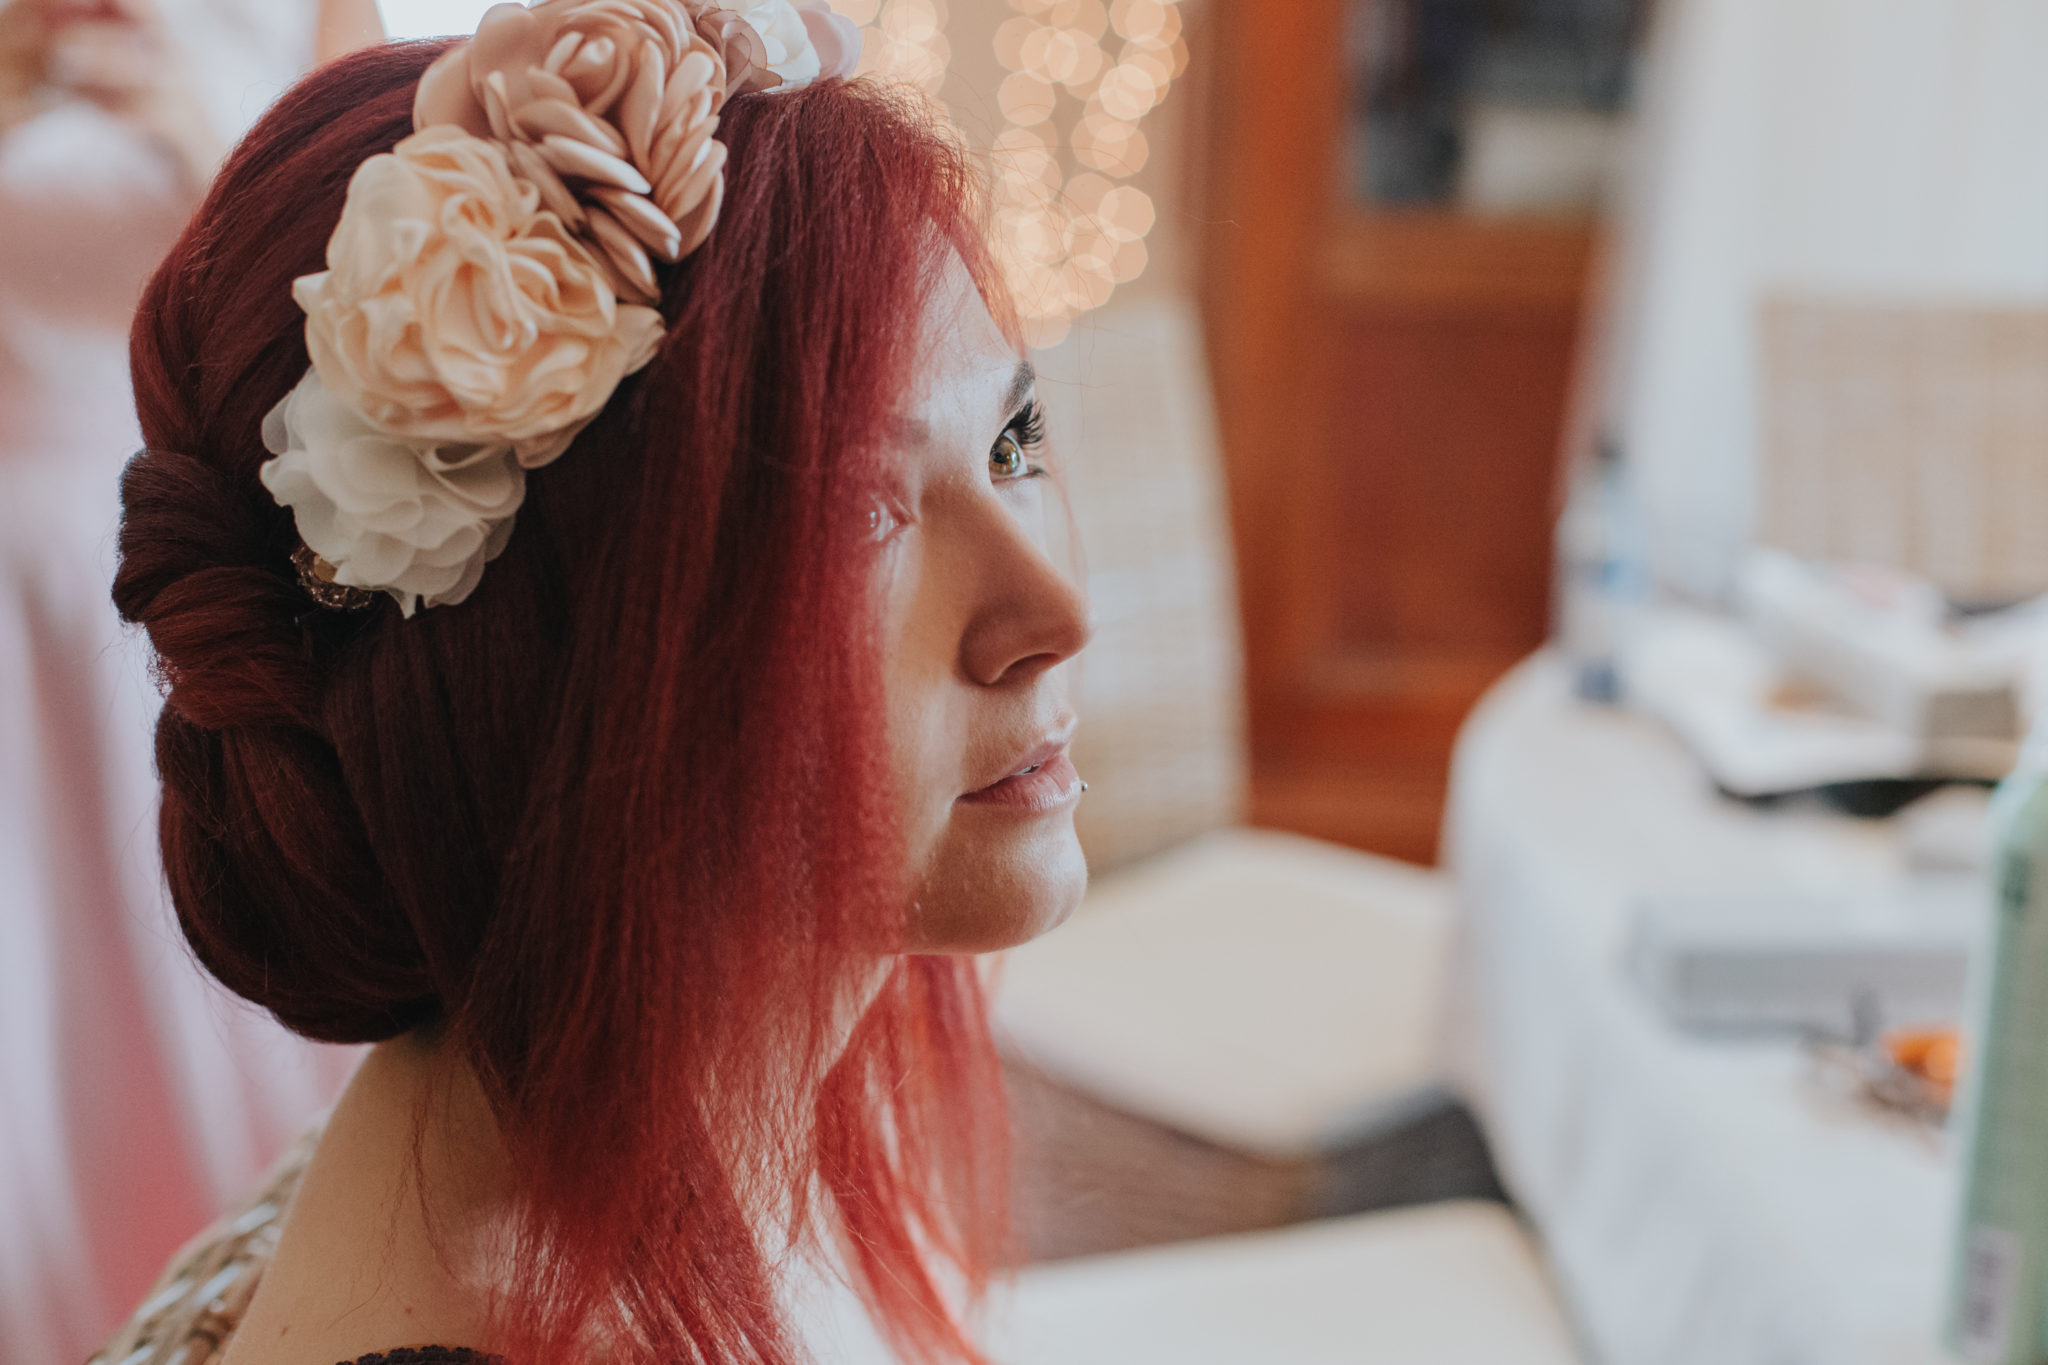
1602, 0, 2048, 599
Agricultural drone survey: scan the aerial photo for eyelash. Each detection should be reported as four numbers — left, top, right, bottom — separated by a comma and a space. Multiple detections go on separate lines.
873, 399, 1050, 542
1011, 398, 1048, 451
992, 399, 1049, 481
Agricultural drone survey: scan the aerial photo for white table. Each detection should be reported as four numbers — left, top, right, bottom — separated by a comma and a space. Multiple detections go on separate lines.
1446, 654, 1967, 1365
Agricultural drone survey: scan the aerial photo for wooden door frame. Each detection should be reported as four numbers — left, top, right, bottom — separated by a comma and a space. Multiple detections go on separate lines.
1196, 0, 1593, 861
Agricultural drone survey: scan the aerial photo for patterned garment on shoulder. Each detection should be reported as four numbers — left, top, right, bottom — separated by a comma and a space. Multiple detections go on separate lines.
89, 1130, 314, 1365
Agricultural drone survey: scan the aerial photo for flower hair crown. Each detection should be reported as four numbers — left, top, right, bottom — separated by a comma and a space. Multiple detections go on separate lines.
259, 0, 860, 616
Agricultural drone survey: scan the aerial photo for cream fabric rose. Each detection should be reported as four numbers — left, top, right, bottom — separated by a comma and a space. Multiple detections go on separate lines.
296, 125, 664, 458
259, 369, 527, 616
262, 0, 861, 617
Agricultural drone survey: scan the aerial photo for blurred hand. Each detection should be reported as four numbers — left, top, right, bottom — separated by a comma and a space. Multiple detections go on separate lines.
1, 0, 223, 189
0, 0, 55, 131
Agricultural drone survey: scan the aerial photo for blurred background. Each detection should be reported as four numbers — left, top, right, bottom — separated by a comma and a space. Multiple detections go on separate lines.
9, 0, 2048, 1362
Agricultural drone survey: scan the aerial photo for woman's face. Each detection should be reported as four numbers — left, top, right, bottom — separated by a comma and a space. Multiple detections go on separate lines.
879, 258, 1092, 954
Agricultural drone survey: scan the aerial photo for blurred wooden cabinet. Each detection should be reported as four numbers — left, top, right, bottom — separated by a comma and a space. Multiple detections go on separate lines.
1196, 0, 1597, 862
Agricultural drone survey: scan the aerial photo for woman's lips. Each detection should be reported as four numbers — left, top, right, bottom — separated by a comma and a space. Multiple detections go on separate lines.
958, 749, 1082, 812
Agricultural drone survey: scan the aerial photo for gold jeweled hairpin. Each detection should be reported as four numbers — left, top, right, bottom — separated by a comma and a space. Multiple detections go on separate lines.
292, 544, 378, 611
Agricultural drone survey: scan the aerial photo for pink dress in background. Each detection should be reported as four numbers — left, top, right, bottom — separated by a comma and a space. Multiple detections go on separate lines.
0, 9, 358, 1362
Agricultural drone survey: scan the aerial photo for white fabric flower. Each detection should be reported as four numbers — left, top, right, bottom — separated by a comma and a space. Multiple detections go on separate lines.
260, 368, 527, 617
738, 0, 822, 84
794, 1, 862, 81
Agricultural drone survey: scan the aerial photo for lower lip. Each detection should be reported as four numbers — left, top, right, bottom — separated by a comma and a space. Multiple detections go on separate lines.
958, 751, 1082, 812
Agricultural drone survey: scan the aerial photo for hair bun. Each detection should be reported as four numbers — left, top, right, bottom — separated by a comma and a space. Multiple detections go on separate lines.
109, 43, 468, 1045
154, 711, 441, 1042
114, 447, 320, 731
117, 445, 443, 1042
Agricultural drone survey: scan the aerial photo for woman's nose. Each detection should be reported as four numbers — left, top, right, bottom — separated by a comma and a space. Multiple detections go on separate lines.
959, 517, 1094, 687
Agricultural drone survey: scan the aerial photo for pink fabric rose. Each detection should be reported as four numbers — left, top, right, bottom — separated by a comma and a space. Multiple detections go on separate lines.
415, 0, 750, 302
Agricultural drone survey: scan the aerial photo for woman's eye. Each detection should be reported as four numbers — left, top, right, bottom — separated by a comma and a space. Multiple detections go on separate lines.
990, 431, 1029, 479
866, 494, 902, 543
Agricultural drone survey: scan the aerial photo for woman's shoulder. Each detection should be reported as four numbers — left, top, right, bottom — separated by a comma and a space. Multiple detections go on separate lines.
90, 1132, 505, 1365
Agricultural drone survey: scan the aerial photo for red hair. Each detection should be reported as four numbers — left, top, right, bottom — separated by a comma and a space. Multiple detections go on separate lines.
113, 40, 1010, 1365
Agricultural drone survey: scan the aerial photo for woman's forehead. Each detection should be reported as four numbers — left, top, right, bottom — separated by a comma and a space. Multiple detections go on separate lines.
903, 258, 1028, 430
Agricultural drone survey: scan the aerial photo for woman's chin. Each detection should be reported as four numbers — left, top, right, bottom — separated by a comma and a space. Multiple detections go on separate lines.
905, 821, 1087, 954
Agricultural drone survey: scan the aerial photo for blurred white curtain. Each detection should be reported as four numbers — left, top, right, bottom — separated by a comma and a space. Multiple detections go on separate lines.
1601, 0, 2048, 599
0, 7, 351, 1364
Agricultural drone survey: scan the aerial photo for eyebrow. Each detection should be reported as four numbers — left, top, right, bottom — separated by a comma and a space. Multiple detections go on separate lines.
1002, 358, 1037, 419
886, 358, 1039, 451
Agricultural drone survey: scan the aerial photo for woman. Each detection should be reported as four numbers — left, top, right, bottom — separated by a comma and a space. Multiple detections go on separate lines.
97, 5, 1092, 1364
0, 1, 377, 1360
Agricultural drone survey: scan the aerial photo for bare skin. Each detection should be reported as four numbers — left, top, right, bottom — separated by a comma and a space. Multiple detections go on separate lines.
220, 263, 1093, 1365
886, 258, 1093, 952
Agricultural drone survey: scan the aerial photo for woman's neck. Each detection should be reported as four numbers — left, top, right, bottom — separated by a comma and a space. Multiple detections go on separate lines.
221, 1030, 516, 1365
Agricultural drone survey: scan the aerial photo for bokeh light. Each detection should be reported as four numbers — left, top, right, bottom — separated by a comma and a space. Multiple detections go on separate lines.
835, 0, 1187, 346
844, 0, 953, 94
391, 1, 1186, 346
984, 0, 1185, 344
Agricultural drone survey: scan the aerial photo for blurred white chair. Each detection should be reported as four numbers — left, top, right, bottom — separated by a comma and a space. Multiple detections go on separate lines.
804, 1200, 1582, 1365
1001, 297, 1498, 1261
